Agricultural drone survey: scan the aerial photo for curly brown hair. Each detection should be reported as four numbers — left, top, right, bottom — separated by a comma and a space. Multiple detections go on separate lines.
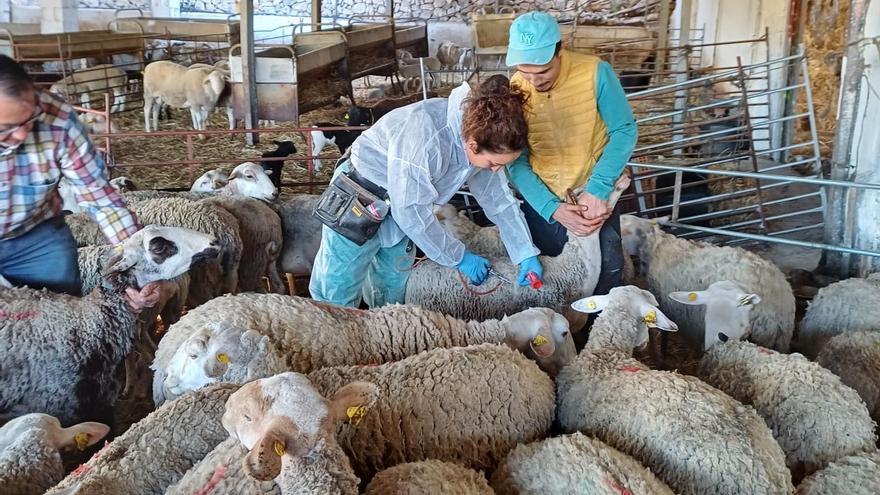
461, 74, 529, 154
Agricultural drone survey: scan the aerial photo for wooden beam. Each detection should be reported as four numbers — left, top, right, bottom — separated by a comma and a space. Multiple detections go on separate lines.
311, 0, 321, 31
240, 0, 258, 145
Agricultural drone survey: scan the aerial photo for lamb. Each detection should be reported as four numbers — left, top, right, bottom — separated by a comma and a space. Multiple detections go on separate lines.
45, 383, 239, 495
191, 168, 229, 192
405, 174, 631, 329
220, 373, 379, 495
397, 58, 441, 90
795, 451, 880, 495
49, 64, 127, 112
365, 460, 494, 495
0, 226, 219, 427
131, 162, 275, 201
307, 344, 555, 481
277, 194, 322, 278
152, 292, 574, 404
556, 285, 793, 494
310, 123, 361, 171
345, 91, 439, 126
797, 275, 880, 358
675, 280, 878, 480
816, 330, 880, 423
260, 140, 297, 188
620, 214, 795, 351
0, 413, 109, 495
142, 61, 226, 132
490, 432, 675, 495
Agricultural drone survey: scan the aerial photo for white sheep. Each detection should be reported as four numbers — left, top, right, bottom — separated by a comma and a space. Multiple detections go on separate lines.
0, 226, 218, 427
191, 168, 229, 192
406, 174, 631, 330
490, 432, 675, 495
221, 373, 379, 495
795, 451, 880, 495
621, 214, 796, 351
797, 275, 880, 358
165, 437, 278, 495
127, 163, 275, 202
306, 344, 556, 481
79, 113, 119, 135
678, 280, 877, 480
46, 383, 239, 495
151, 292, 575, 404
142, 61, 226, 132
816, 330, 880, 424
49, 64, 127, 112
556, 285, 793, 495
0, 413, 109, 495
59, 175, 137, 214
365, 460, 494, 494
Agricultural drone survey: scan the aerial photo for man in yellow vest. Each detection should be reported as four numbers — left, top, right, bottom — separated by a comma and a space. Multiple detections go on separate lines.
505, 12, 637, 315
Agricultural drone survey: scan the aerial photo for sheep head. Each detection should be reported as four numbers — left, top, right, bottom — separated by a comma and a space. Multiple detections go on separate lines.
191, 168, 228, 192
227, 162, 278, 201
668, 280, 761, 351
501, 308, 575, 376
222, 373, 378, 481
0, 413, 109, 454
620, 214, 668, 257
102, 225, 219, 290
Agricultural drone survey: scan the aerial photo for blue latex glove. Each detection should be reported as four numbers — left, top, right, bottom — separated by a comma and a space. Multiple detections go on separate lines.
517, 256, 544, 287
457, 251, 490, 286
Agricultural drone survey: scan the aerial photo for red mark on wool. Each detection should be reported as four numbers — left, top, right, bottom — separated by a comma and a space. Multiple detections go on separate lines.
194, 464, 228, 495
70, 441, 110, 477
604, 474, 633, 495
618, 364, 643, 373
757, 347, 775, 355
0, 309, 38, 320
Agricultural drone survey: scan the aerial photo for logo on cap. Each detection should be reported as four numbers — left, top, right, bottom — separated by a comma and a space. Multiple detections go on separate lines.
520, 32, 534, 45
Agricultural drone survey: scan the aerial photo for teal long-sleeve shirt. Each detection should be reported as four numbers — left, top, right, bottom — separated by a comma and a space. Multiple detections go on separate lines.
508, 60, 638, 222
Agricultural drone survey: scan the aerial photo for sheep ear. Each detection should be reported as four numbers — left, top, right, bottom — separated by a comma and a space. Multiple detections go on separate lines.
102, 245, 136, 276
529, 327, 556, 358
228, 170, 241, 181
738, 293, 761, 307
571, 294, 610, 313
328, 381, 379, 427
668, 290, 707, 306
58, 421, 110, 451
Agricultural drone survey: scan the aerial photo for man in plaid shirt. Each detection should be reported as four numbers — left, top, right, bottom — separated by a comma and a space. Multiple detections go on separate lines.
0, 55, 158, 309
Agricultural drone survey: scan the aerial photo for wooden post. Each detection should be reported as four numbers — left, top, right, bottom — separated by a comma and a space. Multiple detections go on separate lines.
311, 0, 321, 31
654, 0, 672, 80
240, 0, 258, 145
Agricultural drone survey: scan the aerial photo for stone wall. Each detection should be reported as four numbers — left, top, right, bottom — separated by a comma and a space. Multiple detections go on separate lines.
78, 0, 149, 9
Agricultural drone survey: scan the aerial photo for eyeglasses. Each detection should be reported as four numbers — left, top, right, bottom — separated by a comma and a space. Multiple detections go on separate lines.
0, 101, 42, 138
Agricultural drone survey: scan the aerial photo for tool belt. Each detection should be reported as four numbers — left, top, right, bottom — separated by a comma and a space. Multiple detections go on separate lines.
313, 152, 390, 246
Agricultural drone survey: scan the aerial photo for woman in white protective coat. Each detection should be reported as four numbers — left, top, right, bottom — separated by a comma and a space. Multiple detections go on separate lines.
309, 75, 546, 308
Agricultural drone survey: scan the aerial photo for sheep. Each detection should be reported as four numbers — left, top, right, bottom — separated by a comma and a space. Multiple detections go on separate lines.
345, 91, 439, 126
79, 113, 119, 135
620, 214, 796, 351
436, 41, 462, 84
45, 383, 239, 495
260, 140, 297, 189
109, 176, 138, 193
220, 373, 379, 495
816, 330, 880, 424
795, 451, 880, 495
0, 226, 219, 427
397, 59, 441, 90
797, 275, 880, 358
64, 212, 108, 246
405, 174, 631, 330
142, 61, 226, 132
0, 413, 109, 495
277, 194, 322, 279
165, 437, 278, 495
307, 344, 555, 481
310, 123, 360, 172
677, 280, 877, 480
49, 64, 127, 112
129, 198, 242, 306
489, 432, 675, 495
556, 285, 793, 495
365, 460, 493, 495
151, 293, 574, 404
59, 175, 137, 214
191, 168, 229, 192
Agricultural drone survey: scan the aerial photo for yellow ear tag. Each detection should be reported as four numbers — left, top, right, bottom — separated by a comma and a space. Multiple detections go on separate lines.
273, 440, 285, 457
74, 432, 90, 451
346, 405, 367, 426
687, 292, 698, 302
532, 335, 549, 347
642, 310, 657, 325
113, 244, 124, 254
344, 113, 349, 120
217, 353, 230, 364
586, 300, 597, 310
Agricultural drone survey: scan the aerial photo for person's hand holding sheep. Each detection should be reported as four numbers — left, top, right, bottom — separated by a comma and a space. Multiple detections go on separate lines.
125, 281, 161, 312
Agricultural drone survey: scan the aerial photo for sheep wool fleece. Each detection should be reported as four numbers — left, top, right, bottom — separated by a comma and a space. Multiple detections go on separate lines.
365, 460, 493, 495
307, 344, 555, 481
796, 451, 880, 495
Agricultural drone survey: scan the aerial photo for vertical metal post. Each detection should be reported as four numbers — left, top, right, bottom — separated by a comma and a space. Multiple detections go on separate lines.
240, 0, 258, 145
736, 56, 768, 232
671, 0, 692, 154
419, 57, 428, 101
311, 0, 322, 31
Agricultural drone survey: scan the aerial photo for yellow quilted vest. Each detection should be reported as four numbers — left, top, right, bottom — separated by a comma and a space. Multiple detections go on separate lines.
512, 50, 609, 198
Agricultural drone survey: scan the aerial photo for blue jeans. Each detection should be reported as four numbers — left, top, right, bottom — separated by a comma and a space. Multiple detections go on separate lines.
0, 216, 82, 295
309, 162, 414, 308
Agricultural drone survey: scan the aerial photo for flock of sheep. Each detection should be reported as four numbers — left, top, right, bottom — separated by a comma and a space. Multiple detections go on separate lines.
0, 153, 879, 494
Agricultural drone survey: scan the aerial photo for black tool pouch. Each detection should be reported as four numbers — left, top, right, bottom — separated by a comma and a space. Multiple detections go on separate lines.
313, 168, 389, 246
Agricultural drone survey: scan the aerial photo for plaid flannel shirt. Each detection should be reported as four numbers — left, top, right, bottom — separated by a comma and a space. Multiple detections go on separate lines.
0, 91, 139, 244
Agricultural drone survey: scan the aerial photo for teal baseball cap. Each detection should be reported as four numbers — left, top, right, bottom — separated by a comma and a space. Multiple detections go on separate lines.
505, 12, 561, 67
